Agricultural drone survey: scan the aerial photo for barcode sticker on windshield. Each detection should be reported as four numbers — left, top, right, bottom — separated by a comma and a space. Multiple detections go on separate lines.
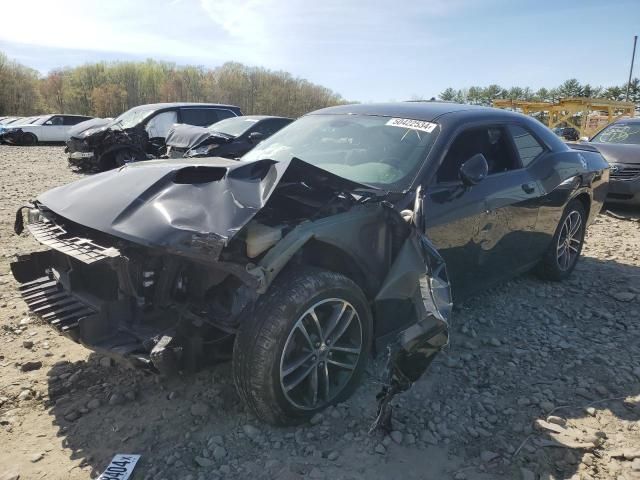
97, 454, 140, 480
386, 118, 437, 133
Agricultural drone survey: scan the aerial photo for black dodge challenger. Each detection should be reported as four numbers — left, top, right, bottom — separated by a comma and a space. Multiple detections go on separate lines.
11, 102, 608, 426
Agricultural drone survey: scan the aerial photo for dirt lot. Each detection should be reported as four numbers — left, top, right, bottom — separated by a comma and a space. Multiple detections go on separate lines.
0, 145, 639, 480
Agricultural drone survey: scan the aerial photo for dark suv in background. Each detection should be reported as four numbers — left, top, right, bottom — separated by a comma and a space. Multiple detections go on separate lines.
553, 126, 580, 141
66, 103, 242, 171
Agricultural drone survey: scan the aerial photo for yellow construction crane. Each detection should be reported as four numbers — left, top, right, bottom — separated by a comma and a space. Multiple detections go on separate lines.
493, 97, 635, 138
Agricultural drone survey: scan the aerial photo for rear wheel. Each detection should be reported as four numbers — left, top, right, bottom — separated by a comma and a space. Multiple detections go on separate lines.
232, 267, 372, 425
537, 199, 586, 280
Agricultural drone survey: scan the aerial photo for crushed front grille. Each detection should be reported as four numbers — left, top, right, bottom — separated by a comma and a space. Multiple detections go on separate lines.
18, 276, 96, 333
27, 220, 120, 264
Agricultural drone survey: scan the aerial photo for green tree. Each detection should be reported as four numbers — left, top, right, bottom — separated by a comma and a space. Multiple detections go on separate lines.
439, 87, 457, 101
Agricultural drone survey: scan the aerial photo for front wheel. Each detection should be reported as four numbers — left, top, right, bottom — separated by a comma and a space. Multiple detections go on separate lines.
21, 133, 38, 146
232, 267, 372, 425
537, 199, 586, 281
99, 149, 140, 171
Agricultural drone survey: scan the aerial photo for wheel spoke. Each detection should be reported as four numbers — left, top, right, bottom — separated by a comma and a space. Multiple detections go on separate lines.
327, 358, 357, 371
569, 215, 582, 236
327, 309, 355, 345
329, 345, 361, 355
282, 351, 314, 377
308, 309, 324, 343
284, 361, 317, 392
323, 302, 347, 342
295, 322, 314, 349
309, 365, 319, 406
320, 362, 330, 401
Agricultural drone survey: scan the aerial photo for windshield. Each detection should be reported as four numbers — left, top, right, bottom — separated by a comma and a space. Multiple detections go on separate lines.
591, 122, 640, 145
111, 108, 155, 129
209, 116, 259, 137
242, 114, 439, 190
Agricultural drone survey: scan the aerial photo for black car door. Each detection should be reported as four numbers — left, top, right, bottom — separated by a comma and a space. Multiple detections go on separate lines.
425, 124, 542, 297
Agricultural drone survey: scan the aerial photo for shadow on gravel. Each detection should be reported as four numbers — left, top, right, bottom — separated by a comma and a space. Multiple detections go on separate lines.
442, 254, 640, 479
42, 255, 640, 480
44, 355, 245, 479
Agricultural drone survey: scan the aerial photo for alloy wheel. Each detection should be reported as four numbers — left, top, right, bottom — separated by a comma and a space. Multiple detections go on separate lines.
556, 210, 583, 271
279, 298, 363, 410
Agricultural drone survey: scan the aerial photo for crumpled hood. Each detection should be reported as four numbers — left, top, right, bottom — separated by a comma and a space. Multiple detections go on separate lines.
36, 157, 373, 259
165, 124, 230, 150
588, 142, 640, 165
68, 117, 112, 139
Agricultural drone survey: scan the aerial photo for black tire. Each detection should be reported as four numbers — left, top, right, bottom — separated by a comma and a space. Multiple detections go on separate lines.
233, 267, 372, 425
99, 149, 138, 171
22, 133, 37, 146
537, 199, 586, 281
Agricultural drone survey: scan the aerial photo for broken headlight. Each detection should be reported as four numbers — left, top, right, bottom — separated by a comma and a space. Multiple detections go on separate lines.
187, 144, 219, 157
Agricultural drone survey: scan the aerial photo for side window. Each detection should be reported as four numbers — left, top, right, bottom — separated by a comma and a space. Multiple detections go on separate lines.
145, 110, 178, 138
215, 109, 236, 121
180, 108, 235, 126
436, 126, 520, 183
46, 116, 64, 126
508, 125, 545, 167
181, 108, 217, 126
252, 120, 281, 137
62, 116, 83, 126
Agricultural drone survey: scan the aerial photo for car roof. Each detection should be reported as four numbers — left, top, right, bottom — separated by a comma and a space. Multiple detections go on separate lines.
309, 102, 499, 122
129, 102, 240, 111
226, 115, 292, 121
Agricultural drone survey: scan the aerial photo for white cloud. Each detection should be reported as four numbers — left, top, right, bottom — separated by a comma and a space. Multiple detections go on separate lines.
0, 0, 218, 59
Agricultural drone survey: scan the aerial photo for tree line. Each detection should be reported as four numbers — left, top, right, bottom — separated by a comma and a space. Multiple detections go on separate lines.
436, 78, 640, 106
0, 51, 348, 118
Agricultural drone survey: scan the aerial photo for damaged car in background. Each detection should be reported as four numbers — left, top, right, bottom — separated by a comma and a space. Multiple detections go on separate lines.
66, 102, 242, 172
165, 115, 293, 159
12, 102, 608, 426
576, 117, 640, 206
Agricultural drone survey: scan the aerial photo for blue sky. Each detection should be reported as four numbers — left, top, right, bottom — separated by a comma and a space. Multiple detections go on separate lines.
0, 0, 638, 102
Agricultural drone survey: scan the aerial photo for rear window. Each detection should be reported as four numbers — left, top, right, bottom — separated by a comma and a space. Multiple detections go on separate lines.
63, 116, 90, 126
180, 108, 235, 126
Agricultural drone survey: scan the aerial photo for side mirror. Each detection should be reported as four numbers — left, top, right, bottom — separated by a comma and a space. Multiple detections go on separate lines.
248, 131, 265, 143
44, 120, 53, 126
579, 136, 590, 142
459, 153, 488, 186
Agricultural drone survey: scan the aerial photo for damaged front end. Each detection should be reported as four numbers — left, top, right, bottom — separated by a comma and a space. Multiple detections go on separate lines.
67, 126, 150, 172
1, 128, 32, 145
164, 124, 232, 159
12, 156, 452, 421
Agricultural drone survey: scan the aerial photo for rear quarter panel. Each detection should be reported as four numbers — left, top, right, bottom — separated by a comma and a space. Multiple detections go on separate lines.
531, 148, 608, 238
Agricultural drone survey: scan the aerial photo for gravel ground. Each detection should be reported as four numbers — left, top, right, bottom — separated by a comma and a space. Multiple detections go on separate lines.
0, 145, 639, 480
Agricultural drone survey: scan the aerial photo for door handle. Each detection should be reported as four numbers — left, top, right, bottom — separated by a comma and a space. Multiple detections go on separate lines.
521, 183, 535, 194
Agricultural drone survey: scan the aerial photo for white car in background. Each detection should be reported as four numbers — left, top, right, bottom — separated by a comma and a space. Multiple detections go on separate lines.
0, 114, 94, 145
